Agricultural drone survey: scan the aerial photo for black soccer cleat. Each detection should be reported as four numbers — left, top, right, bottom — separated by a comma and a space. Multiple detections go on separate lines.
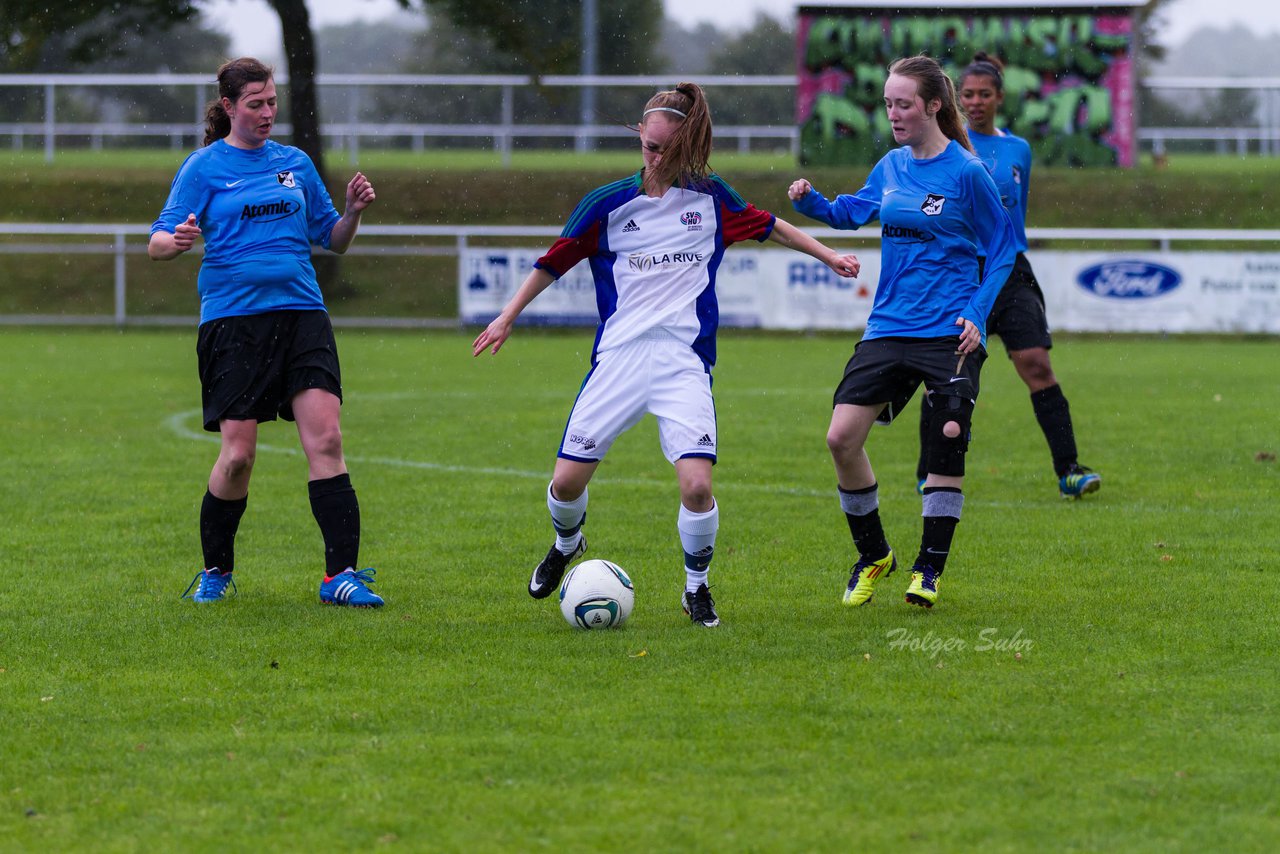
682, 583, 720, 628
528, 534, 586, 599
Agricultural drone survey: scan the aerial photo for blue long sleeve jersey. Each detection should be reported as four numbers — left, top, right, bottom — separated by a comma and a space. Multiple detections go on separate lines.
793, 140, 1016, 344
151, 140, 341, 324
969, 128, 1032, 253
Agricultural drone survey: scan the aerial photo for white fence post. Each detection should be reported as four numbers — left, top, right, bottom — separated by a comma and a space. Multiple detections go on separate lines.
44, 82, 55, 163
114, 232, 128, 327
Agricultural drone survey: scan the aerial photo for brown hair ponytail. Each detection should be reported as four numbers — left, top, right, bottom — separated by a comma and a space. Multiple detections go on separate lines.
640, 81, 714, 190
888, 55, 973, 154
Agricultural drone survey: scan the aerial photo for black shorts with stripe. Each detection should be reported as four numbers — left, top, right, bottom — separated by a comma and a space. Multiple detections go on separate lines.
196, 309, 342, 432
833, 336, 986, 425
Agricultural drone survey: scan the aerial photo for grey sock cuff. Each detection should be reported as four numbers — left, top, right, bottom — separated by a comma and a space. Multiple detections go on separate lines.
922, 490, 964, 519
839, 486, 878, 516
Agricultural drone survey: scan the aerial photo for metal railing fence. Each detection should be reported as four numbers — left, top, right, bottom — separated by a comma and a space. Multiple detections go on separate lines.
3, 73, 1280, 163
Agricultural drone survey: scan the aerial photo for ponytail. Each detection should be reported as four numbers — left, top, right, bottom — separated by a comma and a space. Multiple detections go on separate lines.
639, 81, 714, 190
888, 55, 973, 154
203, 100, 230, 146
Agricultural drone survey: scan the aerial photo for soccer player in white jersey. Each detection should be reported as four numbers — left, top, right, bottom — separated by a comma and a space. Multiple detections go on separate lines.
473, 82, 860, 627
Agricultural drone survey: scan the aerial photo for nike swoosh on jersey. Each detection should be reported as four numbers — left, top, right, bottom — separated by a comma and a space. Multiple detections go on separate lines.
226, 179, 245, 187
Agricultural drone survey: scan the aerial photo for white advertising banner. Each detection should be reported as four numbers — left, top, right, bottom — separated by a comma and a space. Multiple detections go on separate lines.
460, 249, 1280, 334
1028, 251, 1280, 333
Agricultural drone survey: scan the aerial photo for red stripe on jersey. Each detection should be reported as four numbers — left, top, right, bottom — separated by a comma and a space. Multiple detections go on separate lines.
536, 221, 601, 278
720, 203, 775, 246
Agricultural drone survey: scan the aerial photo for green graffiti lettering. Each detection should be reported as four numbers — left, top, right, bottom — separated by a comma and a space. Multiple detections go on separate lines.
798, 11, 1130, 167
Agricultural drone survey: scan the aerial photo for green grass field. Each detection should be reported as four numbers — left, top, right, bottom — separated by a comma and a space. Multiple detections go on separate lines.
2, 328, 1277, 851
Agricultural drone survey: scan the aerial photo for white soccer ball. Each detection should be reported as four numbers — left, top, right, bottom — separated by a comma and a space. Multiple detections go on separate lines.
558, 559, 635, 630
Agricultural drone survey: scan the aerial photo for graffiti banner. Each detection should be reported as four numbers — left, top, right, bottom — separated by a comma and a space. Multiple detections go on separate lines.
797, 6, 1137, 167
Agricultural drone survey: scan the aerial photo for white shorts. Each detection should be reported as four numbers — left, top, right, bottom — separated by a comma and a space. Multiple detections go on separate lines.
559, 330, 717, 465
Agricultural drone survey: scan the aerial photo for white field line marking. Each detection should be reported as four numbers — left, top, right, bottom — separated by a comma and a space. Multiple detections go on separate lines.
162, 409, 831, 498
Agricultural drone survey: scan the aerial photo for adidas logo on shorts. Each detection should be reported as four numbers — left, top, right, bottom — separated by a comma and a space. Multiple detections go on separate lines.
696, 434, 714, 447
622, 219, 640, 233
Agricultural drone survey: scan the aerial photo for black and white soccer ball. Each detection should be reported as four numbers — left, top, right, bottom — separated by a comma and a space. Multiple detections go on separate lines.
558, 559, 635, 629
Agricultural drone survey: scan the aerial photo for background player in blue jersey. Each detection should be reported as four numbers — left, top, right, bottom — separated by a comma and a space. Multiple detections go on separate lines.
149, 57, 384, 607
789, 55, 1017, 609
913, 52, 1101, 499
473, 82, 860, 627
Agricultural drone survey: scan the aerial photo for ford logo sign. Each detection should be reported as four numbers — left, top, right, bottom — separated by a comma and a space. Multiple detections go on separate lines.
1077, 261, 1181, 299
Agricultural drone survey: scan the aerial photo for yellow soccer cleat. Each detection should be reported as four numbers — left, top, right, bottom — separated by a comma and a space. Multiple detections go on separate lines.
842, 550, 896, 606
905, 567, 941, 609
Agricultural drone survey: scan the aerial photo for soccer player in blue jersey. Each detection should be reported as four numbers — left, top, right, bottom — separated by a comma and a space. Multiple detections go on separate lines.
913, 52, 1101, 499
150, 58, 384, 607
789, 55, 1017, 609
473, 82, 860, 627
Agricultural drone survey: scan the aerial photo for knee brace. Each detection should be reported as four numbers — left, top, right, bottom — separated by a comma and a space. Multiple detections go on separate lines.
924, 391, 974, 477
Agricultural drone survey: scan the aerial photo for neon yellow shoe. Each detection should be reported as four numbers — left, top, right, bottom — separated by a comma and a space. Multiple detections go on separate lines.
905, 567, 941, 609
842, 550, 896, 606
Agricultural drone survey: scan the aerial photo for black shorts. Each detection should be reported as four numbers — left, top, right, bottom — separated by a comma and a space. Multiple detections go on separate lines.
196, 309, 342, 432
986, 253, 1053, 353
833, 336, 986, 424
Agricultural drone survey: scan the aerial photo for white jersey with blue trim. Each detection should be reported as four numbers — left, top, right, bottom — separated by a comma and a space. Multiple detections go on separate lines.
969, 128, 1032, 253
151, 139, 341, 324
792, 140, 1016, 345
535, 171, 775, 367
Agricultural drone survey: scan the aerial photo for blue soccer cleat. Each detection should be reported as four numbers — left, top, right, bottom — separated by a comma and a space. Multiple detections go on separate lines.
182, 568, 236, 602
320, 568, 385, 608
1059, 464, 1101, 499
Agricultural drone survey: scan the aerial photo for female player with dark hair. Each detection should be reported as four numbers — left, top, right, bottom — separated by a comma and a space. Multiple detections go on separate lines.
912, 52, 1101, 499
789, 55, 1016, 609
473, 82, 860, 627
150, 57, 384, 607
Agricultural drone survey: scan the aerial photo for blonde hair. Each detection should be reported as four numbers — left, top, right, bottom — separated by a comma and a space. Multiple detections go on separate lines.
639, 82, 713, 189
888, 55, 973, 154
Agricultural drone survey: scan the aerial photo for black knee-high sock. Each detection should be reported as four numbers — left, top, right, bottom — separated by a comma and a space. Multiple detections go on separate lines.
915, 487, 963, 574
308, 473, 360, 576
839, 484, 890, 562
1031, 384, 1078, 477
201, 490, 247, 573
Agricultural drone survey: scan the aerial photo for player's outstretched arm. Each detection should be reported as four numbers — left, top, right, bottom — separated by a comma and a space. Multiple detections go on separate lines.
767, 218, 860, 278
148, 214, 201, 261
472, 267, 558, 356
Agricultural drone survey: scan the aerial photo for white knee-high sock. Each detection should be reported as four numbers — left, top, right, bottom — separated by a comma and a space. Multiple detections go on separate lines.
678, 500, 718, 593
547, 481, 587, 554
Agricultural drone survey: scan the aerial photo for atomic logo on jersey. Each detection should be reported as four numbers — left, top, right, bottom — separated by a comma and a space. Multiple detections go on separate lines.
882, 224, 935, 244
240, 199, 300, 222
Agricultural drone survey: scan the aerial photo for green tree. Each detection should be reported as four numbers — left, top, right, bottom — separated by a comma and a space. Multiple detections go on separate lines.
420, 0, 661, 76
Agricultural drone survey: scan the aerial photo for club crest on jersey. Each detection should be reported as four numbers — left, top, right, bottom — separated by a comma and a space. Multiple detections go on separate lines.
920, 194, 946, 216
1011, 165, 1022, 185
276, 171, 296, 189
680, 211, 703, 231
